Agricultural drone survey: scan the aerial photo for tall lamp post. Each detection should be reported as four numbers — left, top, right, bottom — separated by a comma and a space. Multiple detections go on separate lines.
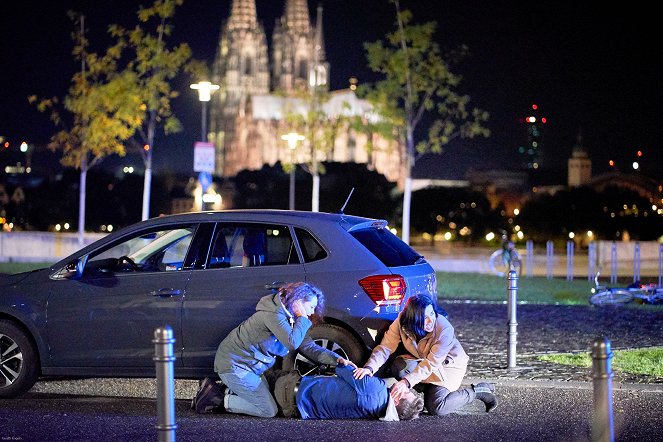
190, 81, 219, 211
281, 132, 305, 210
190, 81, 220, 141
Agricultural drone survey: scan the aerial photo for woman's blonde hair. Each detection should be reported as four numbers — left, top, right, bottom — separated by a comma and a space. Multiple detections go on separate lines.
279, 282, 325, 318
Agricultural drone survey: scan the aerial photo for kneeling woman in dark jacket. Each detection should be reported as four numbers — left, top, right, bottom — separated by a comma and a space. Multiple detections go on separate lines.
213, 282, 354, 417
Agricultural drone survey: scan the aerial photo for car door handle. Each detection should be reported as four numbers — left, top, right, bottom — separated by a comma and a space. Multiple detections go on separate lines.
264, 282, 286, 290
151, 288, 183, 297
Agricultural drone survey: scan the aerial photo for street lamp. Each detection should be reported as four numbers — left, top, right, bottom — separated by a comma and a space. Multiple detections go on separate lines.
190, 81, 220, 141
281, 132, 305, 210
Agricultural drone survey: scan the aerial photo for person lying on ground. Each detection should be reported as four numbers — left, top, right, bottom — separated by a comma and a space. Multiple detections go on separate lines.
193, 364, 424, 421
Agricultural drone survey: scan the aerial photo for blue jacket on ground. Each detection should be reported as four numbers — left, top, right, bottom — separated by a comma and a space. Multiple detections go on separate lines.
296, 365, 389, 419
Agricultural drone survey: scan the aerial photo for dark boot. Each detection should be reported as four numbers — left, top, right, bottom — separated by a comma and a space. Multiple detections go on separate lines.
472, 382, 498, 412
192, 376, 227, 413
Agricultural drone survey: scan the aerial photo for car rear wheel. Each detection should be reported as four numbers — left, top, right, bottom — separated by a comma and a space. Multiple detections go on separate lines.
282, 324, 366, 375
0, 320, 39, 398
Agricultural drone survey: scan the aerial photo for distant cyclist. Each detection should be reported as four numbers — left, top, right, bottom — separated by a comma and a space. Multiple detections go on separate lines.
489, 232, 521, 277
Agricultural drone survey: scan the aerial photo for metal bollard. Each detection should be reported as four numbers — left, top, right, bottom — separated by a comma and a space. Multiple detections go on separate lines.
154, 326, 177, 442
566, 240, 574, 281
591, 337, 614, 442
507, 270, 518, 369
525, 240, 534, 278
546, 240, 554, 280
633, 242, 640, 283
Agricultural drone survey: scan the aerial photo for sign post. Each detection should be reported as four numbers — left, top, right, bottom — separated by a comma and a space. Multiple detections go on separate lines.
194, 142, 215, 210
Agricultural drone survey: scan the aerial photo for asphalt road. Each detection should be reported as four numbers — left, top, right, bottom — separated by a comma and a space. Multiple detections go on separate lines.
2, 302, 662, 441
2, 381, 663, 442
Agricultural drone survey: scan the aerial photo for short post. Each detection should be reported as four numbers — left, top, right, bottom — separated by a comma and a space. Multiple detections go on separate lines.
154, 326, 177, 442
610, 242, 617, 284
566, 240, 575, 281
546, 240, 554, 280
658, 244, 663, 287
507, 270, 518, 369
525, 240, 534, 278
591, 337, 614, 442
633, 242, 640, 283
588, 242, 597, 282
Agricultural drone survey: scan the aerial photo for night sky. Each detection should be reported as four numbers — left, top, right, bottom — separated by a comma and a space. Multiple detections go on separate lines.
1, 1, 660, 180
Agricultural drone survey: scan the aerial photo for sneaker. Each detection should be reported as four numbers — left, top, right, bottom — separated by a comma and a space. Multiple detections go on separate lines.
472, 382, 498, 413
192, 377, 226, 414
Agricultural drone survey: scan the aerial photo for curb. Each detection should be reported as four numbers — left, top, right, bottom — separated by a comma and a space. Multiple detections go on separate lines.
465, 377, 663, 392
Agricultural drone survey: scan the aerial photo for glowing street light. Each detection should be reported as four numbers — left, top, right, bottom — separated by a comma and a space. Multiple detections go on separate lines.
281, 132, 306, 210
190, 81, 220, 141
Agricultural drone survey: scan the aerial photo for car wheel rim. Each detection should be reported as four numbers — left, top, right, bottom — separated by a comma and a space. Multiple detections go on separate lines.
0, 333, 22, 387
293, 338, 349, 375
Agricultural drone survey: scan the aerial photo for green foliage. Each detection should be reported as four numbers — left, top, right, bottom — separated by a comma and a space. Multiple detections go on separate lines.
358, 1, 490, 162
279, 87, 343, 177
29, 12, 140, 169
107, 0, 199, 152
30, 0, 202, 169
539, 347, 663, 377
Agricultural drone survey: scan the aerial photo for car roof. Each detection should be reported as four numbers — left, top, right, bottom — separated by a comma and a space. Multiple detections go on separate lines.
140, 209, 382, 229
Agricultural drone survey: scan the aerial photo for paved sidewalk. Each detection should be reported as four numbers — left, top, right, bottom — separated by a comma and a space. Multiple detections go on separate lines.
444, 301, 663, 387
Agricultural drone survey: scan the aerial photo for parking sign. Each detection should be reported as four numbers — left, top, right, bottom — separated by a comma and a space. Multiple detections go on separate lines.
193, 142, 215, 173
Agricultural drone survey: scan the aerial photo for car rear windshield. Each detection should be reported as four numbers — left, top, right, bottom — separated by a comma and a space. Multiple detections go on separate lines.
350, 227, 422, 267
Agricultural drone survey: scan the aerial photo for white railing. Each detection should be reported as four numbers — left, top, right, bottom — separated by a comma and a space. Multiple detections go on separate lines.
0, 231, 106, 263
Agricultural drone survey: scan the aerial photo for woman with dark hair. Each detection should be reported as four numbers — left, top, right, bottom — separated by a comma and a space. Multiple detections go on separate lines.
193, 282, 355, 417
354, 294, 497, 416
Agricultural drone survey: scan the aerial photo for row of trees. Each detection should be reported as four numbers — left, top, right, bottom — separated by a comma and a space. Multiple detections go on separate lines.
30, 0, 489, 245
30, 0, 204, 241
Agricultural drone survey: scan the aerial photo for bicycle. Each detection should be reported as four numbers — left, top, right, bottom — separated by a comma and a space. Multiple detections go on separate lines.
589, 272, 663, 306
488, 237, 522, 278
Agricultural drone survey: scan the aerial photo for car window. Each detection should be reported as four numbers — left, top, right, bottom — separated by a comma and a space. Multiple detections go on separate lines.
86, 226, 197, 274
294, 227, 327, 262
205, 223, 299, 268
349, 227, 421, 267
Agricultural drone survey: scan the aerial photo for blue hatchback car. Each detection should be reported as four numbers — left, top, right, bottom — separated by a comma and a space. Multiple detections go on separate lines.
0, 210, 437, 398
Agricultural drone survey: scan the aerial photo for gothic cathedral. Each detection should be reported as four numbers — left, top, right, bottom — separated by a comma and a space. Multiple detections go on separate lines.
208, 0, 404, 187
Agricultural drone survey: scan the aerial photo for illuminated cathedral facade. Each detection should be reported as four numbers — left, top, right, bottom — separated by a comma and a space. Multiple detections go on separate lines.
207, 0, 405, 187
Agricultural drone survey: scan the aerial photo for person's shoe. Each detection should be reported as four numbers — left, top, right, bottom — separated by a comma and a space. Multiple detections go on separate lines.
192, 376, 226, 414
472, 382, 498, 412
191, 378, 205, 410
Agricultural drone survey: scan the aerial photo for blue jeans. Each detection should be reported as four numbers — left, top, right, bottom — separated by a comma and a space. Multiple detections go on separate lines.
218, 364, 279, 418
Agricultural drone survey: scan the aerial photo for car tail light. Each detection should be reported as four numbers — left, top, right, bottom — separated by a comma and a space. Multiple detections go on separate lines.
358, 275, 406, 306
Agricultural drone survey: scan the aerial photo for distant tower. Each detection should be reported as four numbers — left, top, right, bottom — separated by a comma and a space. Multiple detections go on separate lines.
272, 0, 327, 92
567, 132, 591, 187
518, 103, 547, 169
209, 0, 270, 177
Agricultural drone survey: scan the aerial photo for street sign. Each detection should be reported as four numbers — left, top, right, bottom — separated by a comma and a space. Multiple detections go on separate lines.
193, 142, 215, 173
198, 171, 212, 193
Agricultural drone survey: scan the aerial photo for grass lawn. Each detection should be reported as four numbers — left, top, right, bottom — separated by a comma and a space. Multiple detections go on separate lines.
437, 271, 594, 305
0, 261, 54, 275
539, 347, 663, 377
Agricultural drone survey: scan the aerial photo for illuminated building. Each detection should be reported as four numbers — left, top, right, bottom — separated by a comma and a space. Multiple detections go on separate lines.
208, 0, 404, 187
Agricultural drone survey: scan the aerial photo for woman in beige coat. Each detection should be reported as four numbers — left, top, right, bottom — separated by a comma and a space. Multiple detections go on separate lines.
354, 294, 497, 415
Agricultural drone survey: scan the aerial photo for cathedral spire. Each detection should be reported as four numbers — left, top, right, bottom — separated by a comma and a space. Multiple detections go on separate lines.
285, 0, 310, 34
314, 4, 326, 63
228, 0, 258, 31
